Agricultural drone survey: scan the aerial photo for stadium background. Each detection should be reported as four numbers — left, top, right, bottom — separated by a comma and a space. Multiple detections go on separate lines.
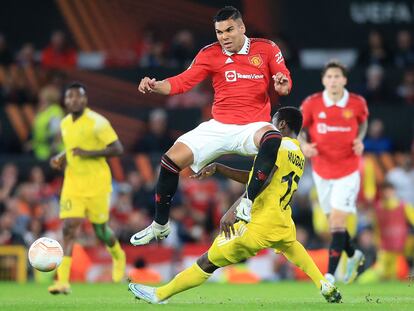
0, 0, 413, 285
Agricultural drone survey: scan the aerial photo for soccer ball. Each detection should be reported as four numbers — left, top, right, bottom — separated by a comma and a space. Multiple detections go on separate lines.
28, 237, 64, 272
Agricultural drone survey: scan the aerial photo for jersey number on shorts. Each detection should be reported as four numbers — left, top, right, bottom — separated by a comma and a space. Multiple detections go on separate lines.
280, 171, 300, 210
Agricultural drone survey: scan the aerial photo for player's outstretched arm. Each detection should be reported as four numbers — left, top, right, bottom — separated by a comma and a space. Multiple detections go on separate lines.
138, 77, 171, 95
191, 163, 250, 184
72, 140, 124, 158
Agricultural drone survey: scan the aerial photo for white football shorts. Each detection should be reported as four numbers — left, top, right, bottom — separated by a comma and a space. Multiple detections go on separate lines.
176, 119, 274, 173
312, 170, 360, 214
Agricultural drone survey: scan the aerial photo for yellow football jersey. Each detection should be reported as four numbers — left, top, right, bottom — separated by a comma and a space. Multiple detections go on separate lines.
60, 108, 118, 197
248, 137, 305, 241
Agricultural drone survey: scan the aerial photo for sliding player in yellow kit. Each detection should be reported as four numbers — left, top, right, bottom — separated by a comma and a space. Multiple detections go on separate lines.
128, 106, 342, 304
48, 82, 125, 294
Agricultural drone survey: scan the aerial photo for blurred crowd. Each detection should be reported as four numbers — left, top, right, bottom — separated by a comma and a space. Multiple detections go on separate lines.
1, 26, 414, 281
356, 29, 414, 106
1, 28, 414, 108
1, 27, 413, 154
0, 28, 206, 71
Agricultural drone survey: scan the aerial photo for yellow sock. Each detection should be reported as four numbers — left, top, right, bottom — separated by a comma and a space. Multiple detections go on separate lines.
156, 263, 211, 301
107, 241, 124, 259
283, 241, 325, 288
57, 256, 72, 285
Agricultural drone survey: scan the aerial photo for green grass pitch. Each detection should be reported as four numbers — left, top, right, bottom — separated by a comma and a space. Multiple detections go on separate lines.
1, 281, 413, 310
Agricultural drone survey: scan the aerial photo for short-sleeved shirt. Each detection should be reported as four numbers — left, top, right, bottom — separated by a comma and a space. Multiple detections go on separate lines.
248, 137, 305, 241
301, 90, 369, 179
167, 36, 292, 125
60, 108, 118, 197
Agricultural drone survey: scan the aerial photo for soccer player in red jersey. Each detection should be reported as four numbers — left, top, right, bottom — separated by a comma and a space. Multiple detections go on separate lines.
300, 60, 369, 284
131, 6, 292, 245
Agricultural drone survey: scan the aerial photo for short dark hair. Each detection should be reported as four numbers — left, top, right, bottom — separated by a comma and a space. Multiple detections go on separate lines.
274, 106, 303, 135
65, 82, 87, 93
321, 60, 348, 78
213, 6, 242, 22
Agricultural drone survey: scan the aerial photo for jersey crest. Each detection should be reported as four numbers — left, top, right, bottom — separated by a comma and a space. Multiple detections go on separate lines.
248, 54, 263, 67
342, 109, 354, 119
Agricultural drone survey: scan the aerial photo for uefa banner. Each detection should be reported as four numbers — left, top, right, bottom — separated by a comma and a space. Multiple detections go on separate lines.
278, 0, 414, 48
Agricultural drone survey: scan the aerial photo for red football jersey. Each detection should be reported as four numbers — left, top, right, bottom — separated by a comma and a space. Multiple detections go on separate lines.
167, 37, 292, 125
301, 90, 369, 179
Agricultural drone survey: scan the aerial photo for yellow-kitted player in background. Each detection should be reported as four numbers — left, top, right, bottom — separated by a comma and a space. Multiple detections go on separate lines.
48, 82, 125, 294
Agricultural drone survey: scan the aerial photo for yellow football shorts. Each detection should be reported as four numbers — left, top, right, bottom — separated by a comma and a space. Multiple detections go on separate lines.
208, 221, 296, 267
59, 193, 111, 224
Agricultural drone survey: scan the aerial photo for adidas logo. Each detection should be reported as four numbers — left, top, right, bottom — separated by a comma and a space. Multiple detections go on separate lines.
225, 57, 233, 64
318, 111, 327, 119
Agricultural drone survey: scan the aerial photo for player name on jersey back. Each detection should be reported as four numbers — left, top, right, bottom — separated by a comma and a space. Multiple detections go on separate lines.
288, 151, 305, 170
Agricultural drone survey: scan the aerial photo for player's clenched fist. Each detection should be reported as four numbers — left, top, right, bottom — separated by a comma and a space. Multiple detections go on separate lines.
138, 77, 156, 94
273, 72, 290, 96
50, 152, 66, 170
352, 138, 364, 156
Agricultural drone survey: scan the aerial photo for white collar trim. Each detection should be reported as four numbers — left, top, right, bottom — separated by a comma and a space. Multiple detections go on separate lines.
223, 36, 250, 56
323, 89, 349, 108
